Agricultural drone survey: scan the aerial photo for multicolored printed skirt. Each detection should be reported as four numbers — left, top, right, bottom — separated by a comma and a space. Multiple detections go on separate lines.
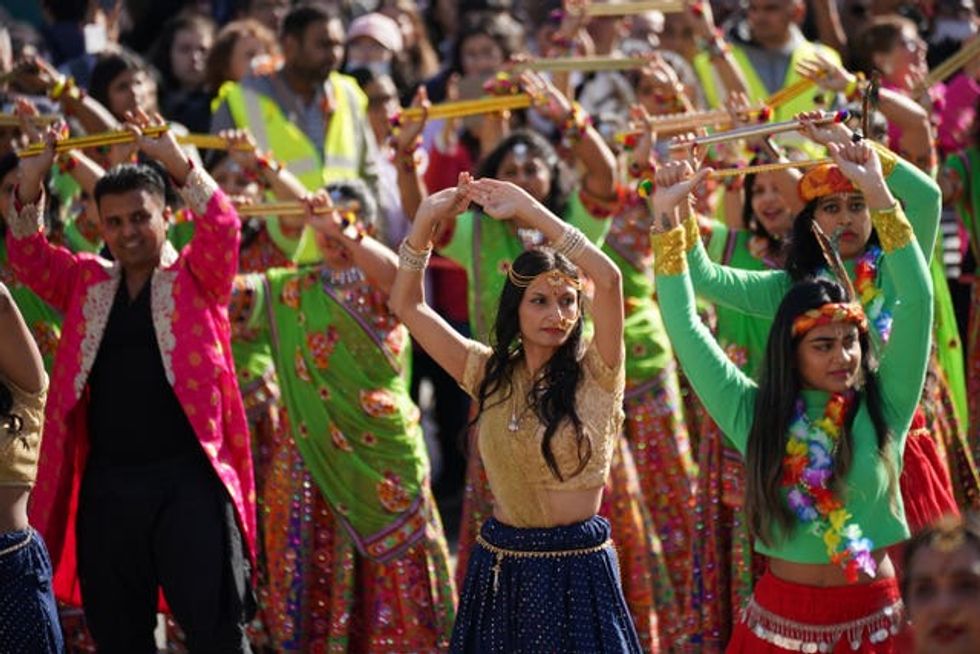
727, 570, 907, 654
451, 516, 642, 654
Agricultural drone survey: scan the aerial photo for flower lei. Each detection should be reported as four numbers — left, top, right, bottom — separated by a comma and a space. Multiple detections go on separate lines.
819, 245, 891, 343
783, 392, 877, 582
853, 246, 892, 342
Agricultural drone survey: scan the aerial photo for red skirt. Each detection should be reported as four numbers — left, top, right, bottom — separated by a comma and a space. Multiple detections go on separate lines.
900, 413, 960, 534
727, 570, 908, 653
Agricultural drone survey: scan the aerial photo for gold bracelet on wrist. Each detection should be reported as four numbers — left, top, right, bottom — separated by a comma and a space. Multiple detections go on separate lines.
870, 203, 912, 253
651, 225, 687, 276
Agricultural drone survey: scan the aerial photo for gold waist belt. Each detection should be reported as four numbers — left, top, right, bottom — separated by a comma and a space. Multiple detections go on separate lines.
475, 534, 613, 593
740, 595, 904, 652
0, 527, 33, 558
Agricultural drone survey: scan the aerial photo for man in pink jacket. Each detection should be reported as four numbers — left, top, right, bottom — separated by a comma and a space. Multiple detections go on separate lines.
5, 111, 256, 653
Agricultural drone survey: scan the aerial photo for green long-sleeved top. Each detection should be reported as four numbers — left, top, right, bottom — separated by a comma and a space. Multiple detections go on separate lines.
685, 152, 940, 323
655, 206, 934, 563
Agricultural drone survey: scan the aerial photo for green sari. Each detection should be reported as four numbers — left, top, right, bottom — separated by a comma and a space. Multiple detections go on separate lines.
234, 267, 430, 560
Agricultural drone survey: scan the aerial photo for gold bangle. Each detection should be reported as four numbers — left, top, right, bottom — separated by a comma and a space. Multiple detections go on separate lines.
683, 215, 700, 253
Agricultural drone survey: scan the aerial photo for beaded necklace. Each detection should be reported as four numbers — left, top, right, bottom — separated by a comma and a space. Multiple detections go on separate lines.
818, 245, 892, 343
783, 392, 877, 582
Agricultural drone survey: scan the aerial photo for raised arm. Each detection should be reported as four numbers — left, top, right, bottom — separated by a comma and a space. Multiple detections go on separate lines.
388, 176, 482, 385
520, 70, 619, 203
0, 282, 45, 394
127, 108, 240, 306
650, 160, 756, 450
303, 191, 400, 294
466, 176, 624, 370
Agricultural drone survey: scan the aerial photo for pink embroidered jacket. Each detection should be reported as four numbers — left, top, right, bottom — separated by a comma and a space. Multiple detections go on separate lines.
5, 168, 256, 603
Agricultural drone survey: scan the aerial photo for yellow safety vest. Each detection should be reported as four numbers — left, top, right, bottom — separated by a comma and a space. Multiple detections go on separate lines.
223, 71, 366, 191
693, 39, 841, 122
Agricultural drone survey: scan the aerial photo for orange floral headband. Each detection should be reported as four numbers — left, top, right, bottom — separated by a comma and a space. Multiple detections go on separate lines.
797, 164, 857, 203
791, 302, 869, 338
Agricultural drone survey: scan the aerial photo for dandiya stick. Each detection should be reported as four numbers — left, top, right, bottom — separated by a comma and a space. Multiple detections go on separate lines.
614, 106, 770, 144
923, 37, 980, 87
234, 200, 360, 218
520, 55, 647, 73
399, 94, 533, 121
18, 125, 171, 157
668, 109, 848, 150
0, 113, 60, 127
765, 78, 816, 109
708, 157, 832, 179
581, 0, 685, 16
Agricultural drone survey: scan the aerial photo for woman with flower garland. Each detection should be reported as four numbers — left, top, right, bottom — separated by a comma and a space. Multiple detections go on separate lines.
679, 115, 975, 533
228, 186, 456, 652
651, 141, 932, 653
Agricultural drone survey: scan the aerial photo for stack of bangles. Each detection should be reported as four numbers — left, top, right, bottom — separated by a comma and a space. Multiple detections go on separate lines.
243, 152, 282, 186
390, 136, 423, 172
50, 75, 84, 103
399, 239, 432, 271
552, 225, 587, 259
559, 103, 591, 149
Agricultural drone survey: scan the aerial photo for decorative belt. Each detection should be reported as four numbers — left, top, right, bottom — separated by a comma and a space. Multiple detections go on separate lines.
740, 594, 904, 653
475, 534, 613, 593
0, 528, 33, 558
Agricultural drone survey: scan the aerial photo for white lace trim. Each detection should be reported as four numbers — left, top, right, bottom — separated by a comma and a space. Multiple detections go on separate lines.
151, 270, 177, 385
178, 167, 219, 216
74, 275, 120, 398
6, 197, 44, 240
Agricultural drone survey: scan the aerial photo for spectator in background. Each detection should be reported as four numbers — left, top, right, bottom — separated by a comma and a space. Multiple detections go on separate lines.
378, 0, 441, 91
150, 11, 216, 133
205, 19, 280, 102
237, 0, 291, 36
343, 13, 414, 97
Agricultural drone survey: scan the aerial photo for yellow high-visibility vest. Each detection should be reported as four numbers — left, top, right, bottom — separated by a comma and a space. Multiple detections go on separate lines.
223, 71, 366, 191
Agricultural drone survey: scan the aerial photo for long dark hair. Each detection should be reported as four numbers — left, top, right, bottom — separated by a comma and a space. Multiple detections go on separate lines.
471, 249, 588, 481
477, 130, 568, 216
746, 278, 895, 547
741, 160, 784, 256
0, 382, 22, 435
785, 199, 882, 281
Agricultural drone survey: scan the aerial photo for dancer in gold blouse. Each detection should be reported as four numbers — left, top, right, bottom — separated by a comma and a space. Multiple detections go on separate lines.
390, 173, 640, 653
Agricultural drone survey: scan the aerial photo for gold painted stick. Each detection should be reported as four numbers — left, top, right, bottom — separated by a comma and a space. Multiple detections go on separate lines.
581, 1, 686, 16
17, 125, 170, 157
708, 157, 832, 179
765, 78, 816, 109
234, 200, 360, 217
924, 38, 980, 87
0, 113, 60, 127
614, 106, 770, 144
668, 110, 848, 150
176, 134, 254, 151
399, 94, 533, 121
520, 56, 647, 72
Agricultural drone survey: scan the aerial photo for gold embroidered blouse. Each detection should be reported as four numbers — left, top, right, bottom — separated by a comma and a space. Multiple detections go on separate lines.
460, 339, 625, 527
0, 372, 47, 487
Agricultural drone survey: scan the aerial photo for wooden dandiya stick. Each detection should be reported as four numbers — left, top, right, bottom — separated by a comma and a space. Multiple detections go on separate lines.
520, 55, 647, 73
614, 106, 771, 145
399, 94, 533, 121
234, 200, 360, 218
923, 37, 980, 87
668, 109, 848, 150
708, 157, 832, 179
765, 78, 816, 109
580, 0, 686, 16
176, 133, 254, 151
17, 124, 171, 157
0, 113, 60, 127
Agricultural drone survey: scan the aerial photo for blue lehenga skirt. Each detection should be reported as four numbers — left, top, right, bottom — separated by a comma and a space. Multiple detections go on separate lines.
449, 515, 642, 653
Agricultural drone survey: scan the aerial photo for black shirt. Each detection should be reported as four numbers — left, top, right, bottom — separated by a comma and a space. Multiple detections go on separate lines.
87, 275, 200, 465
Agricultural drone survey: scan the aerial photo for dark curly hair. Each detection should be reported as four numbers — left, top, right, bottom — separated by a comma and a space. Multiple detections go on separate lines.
470, 249, 589, 481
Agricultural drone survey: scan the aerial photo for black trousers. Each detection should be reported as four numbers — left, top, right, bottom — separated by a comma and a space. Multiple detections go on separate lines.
76, 451, 252, 654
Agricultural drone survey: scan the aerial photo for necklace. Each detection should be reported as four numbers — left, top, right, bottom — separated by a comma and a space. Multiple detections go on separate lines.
783, 392, 876, 582
818, 245, 891, 342
507, 363, 534, 432
321, 266, 364, 287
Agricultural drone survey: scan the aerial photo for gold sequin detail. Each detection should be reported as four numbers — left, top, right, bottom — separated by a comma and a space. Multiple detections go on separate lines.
869, 142, 898, 178
871, 204, 913, 253
651, 226, 687, 276
683, 216, 699, 253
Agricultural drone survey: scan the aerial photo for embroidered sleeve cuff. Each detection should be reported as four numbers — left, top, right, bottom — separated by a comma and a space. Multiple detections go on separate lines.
683, 215, 700, 253
868, 141, 898, 179
652, 225, 687, 276
871, 204, 913, 253
177, 166, 220, 216
460, 340, 492, 399
6, 194, 45, 240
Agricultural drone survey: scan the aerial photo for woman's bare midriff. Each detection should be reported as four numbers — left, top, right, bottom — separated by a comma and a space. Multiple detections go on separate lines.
769, 549, 896, 587
0, 486, 31, 534
493, 486, 603, 528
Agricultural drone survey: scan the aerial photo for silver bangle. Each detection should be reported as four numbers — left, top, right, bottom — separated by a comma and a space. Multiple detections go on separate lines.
552, 225, 587, 260
398, 238, 432, 271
